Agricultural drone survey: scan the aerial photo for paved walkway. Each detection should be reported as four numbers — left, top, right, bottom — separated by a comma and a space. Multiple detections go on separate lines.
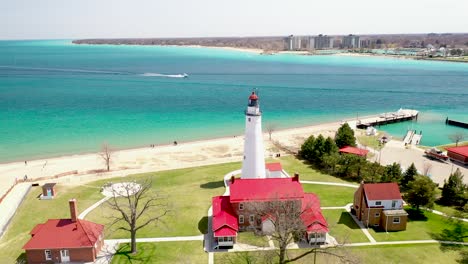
0, 183, 31, 238
300, 180, 358, 188
78, 196, 110, 220
343, 204, 377, 244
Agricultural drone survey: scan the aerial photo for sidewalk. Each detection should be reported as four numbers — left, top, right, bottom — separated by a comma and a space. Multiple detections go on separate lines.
0, 183, 31, 238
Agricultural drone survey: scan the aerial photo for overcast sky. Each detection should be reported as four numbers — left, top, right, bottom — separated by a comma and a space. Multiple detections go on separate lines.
1, 0, 467, 40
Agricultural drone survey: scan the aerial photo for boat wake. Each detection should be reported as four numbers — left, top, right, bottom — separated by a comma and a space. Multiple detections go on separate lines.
140, 73, 188, 78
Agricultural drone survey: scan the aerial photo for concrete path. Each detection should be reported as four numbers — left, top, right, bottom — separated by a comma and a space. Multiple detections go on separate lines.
78, 196, 110, 220
321, 206, 347, 210
424, 208, 468, 223
0, 183, 31, 238
344, 204, 377, 244
105, 235, 204, 243
345, 240, 468, 247
300, 180, 358, 188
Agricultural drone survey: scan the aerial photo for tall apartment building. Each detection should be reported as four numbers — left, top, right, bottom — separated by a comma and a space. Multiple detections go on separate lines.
343, 34, 361, 49
313, 34, 334, 49
284, 35, 303, 51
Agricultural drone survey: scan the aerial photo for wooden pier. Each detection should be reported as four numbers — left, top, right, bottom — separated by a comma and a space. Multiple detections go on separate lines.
356, 109, 419, 129
446, 118, 468, 129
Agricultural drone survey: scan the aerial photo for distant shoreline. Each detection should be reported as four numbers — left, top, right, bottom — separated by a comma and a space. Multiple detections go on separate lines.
72, 40, 468, 63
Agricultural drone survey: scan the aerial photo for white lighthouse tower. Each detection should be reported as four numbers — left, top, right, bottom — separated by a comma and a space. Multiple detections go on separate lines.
241, 91, 266, 179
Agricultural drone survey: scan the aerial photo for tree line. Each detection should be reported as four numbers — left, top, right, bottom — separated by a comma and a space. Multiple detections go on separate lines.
299, 123, 467, 212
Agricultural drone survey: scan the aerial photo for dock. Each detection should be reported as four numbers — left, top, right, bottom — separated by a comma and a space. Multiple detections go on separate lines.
356, 109, 419, 129
446, 118, 468, 129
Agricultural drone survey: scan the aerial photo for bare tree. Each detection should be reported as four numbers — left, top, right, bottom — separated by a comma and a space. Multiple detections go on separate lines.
422, 162, 433, 177
265, 123, 278, 141
251, 196, 355, 264
100, 143, 113, 171
448, 132, 466, 147
106, 179, 169, 254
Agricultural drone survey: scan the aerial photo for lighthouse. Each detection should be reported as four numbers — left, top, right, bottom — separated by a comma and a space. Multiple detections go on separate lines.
241, 91, 266, 179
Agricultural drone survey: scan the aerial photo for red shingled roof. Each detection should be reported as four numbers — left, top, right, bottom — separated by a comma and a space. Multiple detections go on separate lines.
23, 219, 103, 250
301, 194, 329, 233
363, 183, 402, 201
446, 145, 468, 157
339, 146, 369, 157
265, 162, 282, 172
230, 178, 304, 202
212, 196, 238, 237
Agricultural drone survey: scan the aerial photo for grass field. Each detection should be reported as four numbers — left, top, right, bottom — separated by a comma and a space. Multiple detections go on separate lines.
321, 209, 369, 243
301, 184, 356, 207
1, 156, 465, 263
369, 207, 468, 242
111, 241, 206, 264
237, 232, 270, 247
215, 244, 466, 264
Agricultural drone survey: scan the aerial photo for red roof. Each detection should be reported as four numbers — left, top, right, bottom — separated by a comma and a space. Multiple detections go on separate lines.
446, 145, 468, 157
301, 194, 329, 233
212, 196, 238, 237
249, 92, 258, 100
339, 146, 369, 157
363, 183, 402, 201
265, 162, 282, 172
23, 219, 104, 250
230, 178, 304, 202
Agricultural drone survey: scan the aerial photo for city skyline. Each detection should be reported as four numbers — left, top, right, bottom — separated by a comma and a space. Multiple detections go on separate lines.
1, 0, 468, 40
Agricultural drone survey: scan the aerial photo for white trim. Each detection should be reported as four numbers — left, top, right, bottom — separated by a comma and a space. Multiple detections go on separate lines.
239, 215, 244, 224
393, 217, 400, 223
249, 215, 255, 223
44, 250, 52, 260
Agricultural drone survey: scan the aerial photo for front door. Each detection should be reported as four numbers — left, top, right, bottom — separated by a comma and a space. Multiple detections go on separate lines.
60, 249, 70, 263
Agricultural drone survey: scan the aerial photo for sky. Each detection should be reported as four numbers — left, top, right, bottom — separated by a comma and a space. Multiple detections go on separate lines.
1, 0, 468, 40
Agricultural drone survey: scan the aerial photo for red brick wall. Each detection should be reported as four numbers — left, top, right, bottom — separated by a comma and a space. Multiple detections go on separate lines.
26, 248, 96, 264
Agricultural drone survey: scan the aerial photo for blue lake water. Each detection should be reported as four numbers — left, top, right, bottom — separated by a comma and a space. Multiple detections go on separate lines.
0, 40, 467, 162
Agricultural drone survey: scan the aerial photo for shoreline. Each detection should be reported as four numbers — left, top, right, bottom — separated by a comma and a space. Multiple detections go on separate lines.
1, 112, 467, 199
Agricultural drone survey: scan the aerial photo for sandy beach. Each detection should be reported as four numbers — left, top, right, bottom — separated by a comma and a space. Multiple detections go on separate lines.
1, 115, 466, 199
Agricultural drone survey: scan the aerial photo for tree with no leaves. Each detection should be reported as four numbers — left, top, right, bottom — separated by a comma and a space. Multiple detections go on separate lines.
265, 123, 277, 141
253, 197, 353, 264
100, 143, 113, 171
106, 179, 169, 254
448, 132, 466, 147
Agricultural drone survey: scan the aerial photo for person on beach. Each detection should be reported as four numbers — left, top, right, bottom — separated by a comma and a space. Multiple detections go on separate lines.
25, 160, 27, 165
173, 141, 178, 146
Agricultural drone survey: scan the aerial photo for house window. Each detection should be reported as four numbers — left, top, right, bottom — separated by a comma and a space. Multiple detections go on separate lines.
393, 217, 400, 224
44, 250, 52, 260
239, 203, 244, 210
218, 237, 224, 242
391, 200, 397, 208
249, 215, 255, 223
239, 215, 244, 224
227, 237, 233, 241
248, 118, 251, 122
374, 224, 379, 227
375, 201, 382, 206
375, 213, 380, 217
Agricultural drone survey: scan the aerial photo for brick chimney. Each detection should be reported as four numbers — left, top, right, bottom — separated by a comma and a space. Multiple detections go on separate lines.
69, 199, 78, 222
230, 176, 235, 184
292, 172, 299, 181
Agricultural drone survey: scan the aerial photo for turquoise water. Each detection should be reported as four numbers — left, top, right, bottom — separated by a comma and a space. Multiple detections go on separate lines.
0, 40, 467, 163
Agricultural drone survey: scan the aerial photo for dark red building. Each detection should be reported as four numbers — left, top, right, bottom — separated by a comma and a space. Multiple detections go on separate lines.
446, 145, 468, 165
23, 199, 104, 263
339, 146, 369, 157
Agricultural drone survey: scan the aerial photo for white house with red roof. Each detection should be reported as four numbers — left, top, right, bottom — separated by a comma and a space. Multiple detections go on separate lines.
353, 182, 408, 231
23, 199, 104, 263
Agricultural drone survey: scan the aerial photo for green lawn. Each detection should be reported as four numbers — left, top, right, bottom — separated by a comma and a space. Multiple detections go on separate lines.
273, 156, 352, 183
215, 244, 466, 264
0, 184, 104, 262
369, 208, 468, 242
86, 162, 240, 239
237, 232, 270, 247
302, 184, 355, 207
111, 241, 206, 264
356, 132, 382, 150
321, 210, 369, 243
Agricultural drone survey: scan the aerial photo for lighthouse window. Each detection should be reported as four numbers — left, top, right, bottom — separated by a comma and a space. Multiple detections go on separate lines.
248, 118, 251, 122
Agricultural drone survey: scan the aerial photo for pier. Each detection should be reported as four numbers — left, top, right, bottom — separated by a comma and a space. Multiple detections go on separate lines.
356, 109, 419, 129
446, 118, 468, 129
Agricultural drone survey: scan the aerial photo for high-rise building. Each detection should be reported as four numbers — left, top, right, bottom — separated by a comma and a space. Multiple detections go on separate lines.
343, 34, 361, 49
314, 34, 334, 49
284, 35, 304, 51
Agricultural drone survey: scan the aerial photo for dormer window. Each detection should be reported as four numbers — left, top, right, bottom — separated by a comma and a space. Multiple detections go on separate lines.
375, 201, 382, 206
